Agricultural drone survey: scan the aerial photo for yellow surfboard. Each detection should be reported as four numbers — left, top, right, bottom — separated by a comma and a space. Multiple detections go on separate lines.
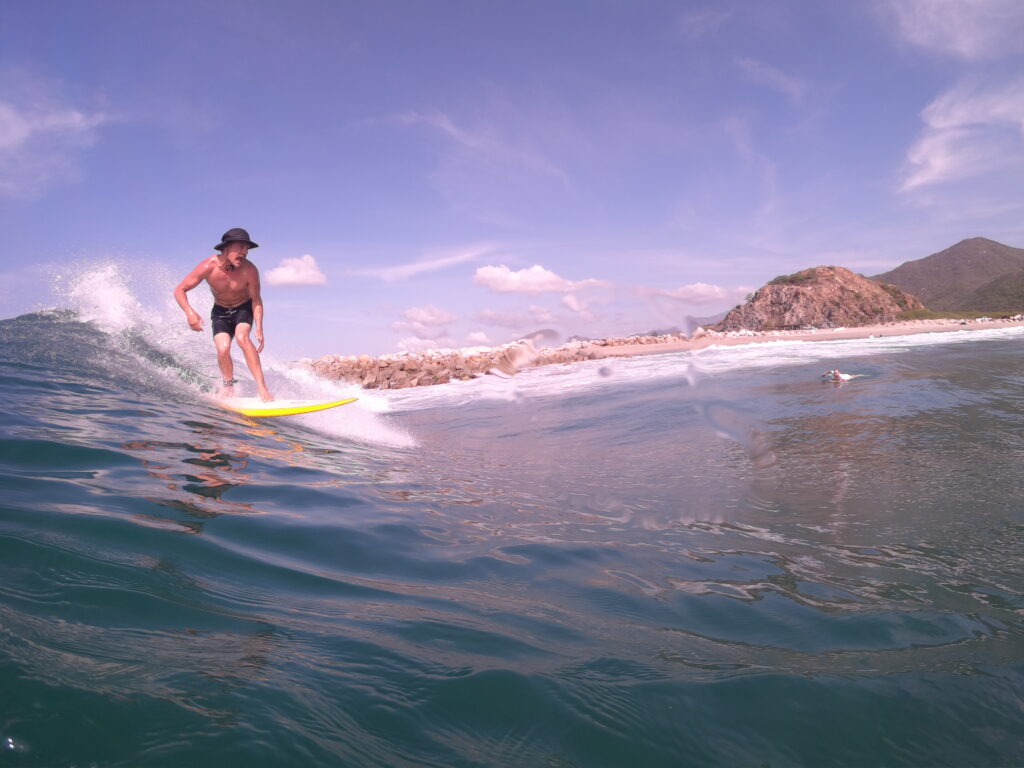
220, 397, 358, 418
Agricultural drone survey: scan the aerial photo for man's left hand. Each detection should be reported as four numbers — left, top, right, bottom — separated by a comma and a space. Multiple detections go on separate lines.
255, 328, 264, 353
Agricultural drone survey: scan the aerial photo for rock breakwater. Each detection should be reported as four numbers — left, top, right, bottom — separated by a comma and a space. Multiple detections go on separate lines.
304, 332, 689, 390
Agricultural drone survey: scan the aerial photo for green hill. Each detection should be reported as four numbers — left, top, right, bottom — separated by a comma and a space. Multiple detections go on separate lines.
968, 272, 1024, 314
873, 237, 1024, 312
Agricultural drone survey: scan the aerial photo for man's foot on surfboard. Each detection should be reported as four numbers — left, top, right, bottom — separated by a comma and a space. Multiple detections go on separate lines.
220, 378, 238, 398
257, 387, 274, 403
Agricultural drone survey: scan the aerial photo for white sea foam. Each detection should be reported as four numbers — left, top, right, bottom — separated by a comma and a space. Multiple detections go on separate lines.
50, 260, 412, 448
380, 325, 1024, 412
262, 365, 413, 448
62, 262, 144, 333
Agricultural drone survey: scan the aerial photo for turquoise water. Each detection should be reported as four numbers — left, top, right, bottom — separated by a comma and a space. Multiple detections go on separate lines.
2, 289, 1023, 765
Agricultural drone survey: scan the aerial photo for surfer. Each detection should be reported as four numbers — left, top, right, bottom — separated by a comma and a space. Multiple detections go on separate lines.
174, 228, 274, 401
821, 369, 852, 382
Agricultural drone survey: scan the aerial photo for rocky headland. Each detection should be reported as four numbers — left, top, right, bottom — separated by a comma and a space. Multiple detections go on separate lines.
715, 266, 924, 331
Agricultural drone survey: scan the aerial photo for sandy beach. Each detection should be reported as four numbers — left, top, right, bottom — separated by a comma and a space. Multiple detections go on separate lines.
588, 317, 1024, 359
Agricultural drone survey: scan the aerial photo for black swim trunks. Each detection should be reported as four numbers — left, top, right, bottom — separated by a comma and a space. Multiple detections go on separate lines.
210, 299, 254, 337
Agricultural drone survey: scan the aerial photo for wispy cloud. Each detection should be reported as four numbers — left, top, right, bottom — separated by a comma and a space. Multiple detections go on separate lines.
474, 264, 610, 294
678, 8, 736, 40
734, 57, 808, 105
900, 76, 1024, 192
354, 243, 495, 282
642, 282, 754, 306
636, 282, 753, 329
560, 293, 598, 321
723, 117, 779, 218
476, 306, 556, 329
660, 282, 751, 304
265, 254, 327, 286
396, 110, 570, 187
0, 74, 110, 198
882, 0, 1024, 60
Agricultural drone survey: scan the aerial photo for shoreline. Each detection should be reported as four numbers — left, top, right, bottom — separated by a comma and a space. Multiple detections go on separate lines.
307, 317, 1024, 390
589, 316, 1024, 359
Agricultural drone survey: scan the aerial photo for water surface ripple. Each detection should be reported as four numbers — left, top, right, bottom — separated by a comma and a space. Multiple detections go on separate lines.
1, 313, 1022, 766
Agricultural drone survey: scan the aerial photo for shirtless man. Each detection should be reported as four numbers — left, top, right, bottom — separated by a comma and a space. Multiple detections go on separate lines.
174, 227, 273, 401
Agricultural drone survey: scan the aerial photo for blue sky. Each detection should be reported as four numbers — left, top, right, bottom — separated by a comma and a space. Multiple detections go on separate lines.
2, 0, 1024, 357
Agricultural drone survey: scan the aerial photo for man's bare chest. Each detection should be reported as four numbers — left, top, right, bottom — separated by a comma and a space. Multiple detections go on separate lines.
207, 269, 248, 296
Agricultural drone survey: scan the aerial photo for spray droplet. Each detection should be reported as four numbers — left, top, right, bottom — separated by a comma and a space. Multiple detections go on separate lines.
699, 401, 777, 468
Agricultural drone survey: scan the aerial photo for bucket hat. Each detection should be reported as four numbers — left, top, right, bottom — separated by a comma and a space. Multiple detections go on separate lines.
214, 228, 259, 251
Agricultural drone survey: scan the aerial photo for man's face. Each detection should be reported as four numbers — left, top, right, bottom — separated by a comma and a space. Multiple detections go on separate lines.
222, 242, 250, 270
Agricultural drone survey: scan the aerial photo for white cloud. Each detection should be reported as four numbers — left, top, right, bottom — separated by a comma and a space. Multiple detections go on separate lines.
391, 321, 450, 340
735, 57, 808, 105
529, 305, 557, 324
646, 282, 755, 306
353, 243, 493, 282
474, 264, 610, 294
0, 78, 110, 198
561, 294, 583, 312
466, 331, 492, 345
397, 335, 457, 353
900, 77, 1024, 192
265, 254, 327, 286
399, 304, 458, 326
561, 293, 597, 321
883, 0, 1024, 60
391, 304, 459, 344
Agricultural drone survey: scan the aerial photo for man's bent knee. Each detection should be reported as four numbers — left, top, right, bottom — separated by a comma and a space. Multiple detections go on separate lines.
234, 326, 255, 350
214, 333, 233, 353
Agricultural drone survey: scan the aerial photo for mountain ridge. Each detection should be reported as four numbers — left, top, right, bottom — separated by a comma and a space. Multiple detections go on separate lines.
873, 237, 1024, 311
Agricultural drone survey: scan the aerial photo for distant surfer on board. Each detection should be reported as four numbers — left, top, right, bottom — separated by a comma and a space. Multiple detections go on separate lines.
174, 228, 274, 402
821, 369, 852, 382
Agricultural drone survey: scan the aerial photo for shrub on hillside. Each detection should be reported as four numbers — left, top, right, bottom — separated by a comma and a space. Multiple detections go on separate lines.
768, 269, 816, 286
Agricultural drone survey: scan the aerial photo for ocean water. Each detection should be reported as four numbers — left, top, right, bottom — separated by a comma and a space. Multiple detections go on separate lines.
1, 268, 1023, 767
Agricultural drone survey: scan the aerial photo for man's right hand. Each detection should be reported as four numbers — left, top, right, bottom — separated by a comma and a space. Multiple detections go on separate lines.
187, 311, 203, 332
